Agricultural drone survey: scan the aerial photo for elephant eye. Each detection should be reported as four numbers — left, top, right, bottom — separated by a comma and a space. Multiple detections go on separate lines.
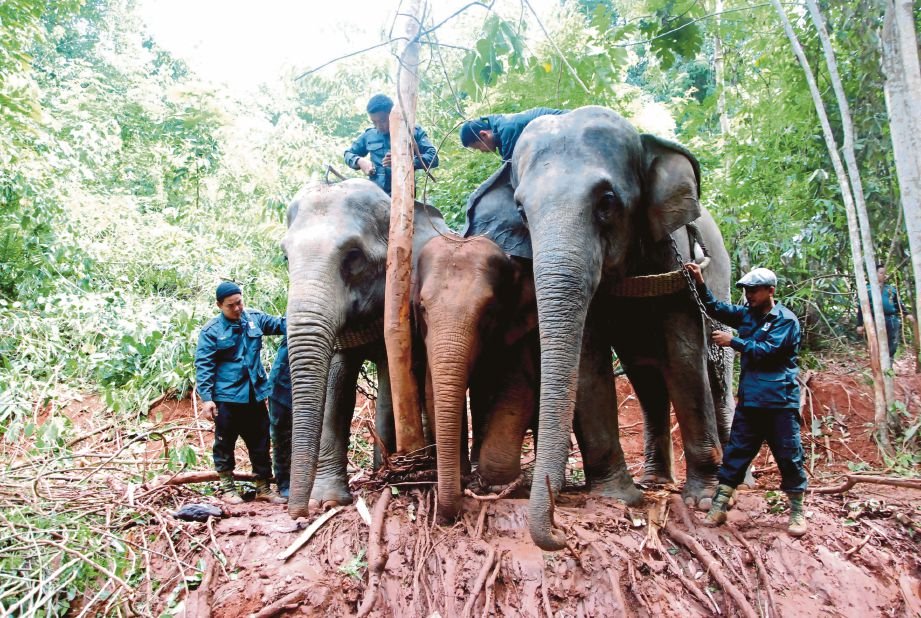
516, 202, 529, 227
342, 247, 367, 279
595, 190, 621, 226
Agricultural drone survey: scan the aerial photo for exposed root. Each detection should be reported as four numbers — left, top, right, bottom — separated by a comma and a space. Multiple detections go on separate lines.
811, 474, 921, 494
252, 589, 310, 618
481, 549, 502, 618
729, 527, 778, 618
356, 489, 392, 617
473, 502, 489, 540
540, 568, 553, 618
664, 522, 758, 618
461, 544, 496, 618
464, 475, 524, 500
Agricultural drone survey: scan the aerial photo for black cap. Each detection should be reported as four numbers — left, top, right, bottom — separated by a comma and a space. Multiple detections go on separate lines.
366, 94, 393, 114
216, 281, 242, 303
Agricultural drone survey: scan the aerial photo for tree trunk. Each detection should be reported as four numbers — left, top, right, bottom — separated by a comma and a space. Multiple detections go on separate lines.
770, 0, 892, 452
881, 0, 921, 374
805, 0, 895, 425
384, 0, 426, 454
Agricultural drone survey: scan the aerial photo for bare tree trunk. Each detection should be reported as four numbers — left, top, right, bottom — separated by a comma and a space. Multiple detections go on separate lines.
384, 0, 425, 454
805, 0, 895, 424
714, 0, 731, 144
770, 0, 892, 452
881, 0, 921, 374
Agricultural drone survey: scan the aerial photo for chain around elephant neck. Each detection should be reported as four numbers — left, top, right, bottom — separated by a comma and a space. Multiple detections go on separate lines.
670, 224, 729, 396
333, 318, 385, 351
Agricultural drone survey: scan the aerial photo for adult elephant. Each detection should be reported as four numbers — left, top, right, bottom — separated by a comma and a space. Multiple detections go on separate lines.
283, 179, 450, 519
413, 233, 539, 523
508, 106, 732, 550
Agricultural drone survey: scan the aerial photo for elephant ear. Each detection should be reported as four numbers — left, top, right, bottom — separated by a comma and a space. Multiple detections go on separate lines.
641, 134, 701, 242
286, 200, 300, 228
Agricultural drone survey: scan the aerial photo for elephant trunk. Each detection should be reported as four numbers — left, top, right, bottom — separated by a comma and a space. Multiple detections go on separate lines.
286, 280, 341, 519
427, 323, 475, 523
529, 246, 596, 551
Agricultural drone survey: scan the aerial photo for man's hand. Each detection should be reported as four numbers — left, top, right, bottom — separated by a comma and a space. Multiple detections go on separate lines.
381, 152, 391, 167
202, 401, 217, 421
711, 330, 733, 347
906, 314, 916, 323
357, 158, 375, 176
856, 326, 865, 336
684, 262, 705, 285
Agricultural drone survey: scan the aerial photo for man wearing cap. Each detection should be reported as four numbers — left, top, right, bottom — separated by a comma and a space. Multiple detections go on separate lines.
459, 107, 566, 162
194, 282, 288, 505
344, 94, 439, 195
684, 264, 808, 537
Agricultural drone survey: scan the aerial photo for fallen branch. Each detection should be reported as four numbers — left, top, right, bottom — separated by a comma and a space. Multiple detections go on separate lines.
251, 589, 310, 618
461, 544, 496, 618
144, 470, 258, 491
810, 475, 921, 494
276, 506, 343, 562
664, 522, 757, 618
844, 533, 872, 558
729, 527, 777, 618
357, 489, 392, 617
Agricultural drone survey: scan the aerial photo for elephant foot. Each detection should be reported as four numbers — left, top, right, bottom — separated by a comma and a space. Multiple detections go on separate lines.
309, 477, 353, 508
682, 476, 718, 511
588, 469, 644, 506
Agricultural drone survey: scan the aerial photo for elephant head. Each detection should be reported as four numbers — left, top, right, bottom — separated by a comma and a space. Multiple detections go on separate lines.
510, 106, 702, 550
283, 179, 449, 519
413, 235, 536, 522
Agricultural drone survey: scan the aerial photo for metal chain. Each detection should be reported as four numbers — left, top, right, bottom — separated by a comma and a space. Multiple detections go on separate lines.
670, 229, 729, 396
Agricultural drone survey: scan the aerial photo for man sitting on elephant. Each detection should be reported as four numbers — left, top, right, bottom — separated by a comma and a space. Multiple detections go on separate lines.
685, 264, 808, 537
459, 107, 566, 162
344, 94, 439, 195
194, 281, 288, 506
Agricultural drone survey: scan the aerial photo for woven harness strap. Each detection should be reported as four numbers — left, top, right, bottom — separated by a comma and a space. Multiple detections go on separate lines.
610, 256, 710, 297
333, 318, 385, 351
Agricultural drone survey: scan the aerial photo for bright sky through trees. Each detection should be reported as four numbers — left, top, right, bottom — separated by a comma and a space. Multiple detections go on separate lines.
137, 0, 555, 92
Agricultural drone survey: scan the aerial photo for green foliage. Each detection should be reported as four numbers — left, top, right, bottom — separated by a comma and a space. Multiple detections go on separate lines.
338, 549, 367, 580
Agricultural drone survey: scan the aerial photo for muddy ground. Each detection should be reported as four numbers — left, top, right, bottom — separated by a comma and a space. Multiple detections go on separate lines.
47, 357, 921, 616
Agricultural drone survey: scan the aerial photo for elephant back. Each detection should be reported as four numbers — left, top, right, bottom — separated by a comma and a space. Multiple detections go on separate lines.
461, 162, 532, 260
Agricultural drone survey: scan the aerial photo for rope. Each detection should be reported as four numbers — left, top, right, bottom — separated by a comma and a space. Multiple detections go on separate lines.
610, 257, 711, 298
334, 318, 385, 351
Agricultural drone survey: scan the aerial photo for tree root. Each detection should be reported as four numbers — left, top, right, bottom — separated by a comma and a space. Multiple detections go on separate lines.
810, 474, 921, 494
464, 475, 523, 501
729, 527, 777, 618
357, 489, 392, 617
461, 544, 497, 618
664, 522, 758, 618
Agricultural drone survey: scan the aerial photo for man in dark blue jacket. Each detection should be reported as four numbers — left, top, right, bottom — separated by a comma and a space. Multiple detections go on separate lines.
685, 264, 808, 537
195, 281, 287, 505
459, 107, 566, 161
267, 337, 291, 498
856, 266, 915, 362
344, 94, 439, 195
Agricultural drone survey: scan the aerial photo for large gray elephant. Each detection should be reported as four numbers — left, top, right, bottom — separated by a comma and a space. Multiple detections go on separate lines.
282, 179, 450, 519
504, 106, 733, 550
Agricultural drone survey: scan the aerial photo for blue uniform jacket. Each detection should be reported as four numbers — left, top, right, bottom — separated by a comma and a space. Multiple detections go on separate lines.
487, 107, 567, 161
195, 309, 286, 404
700, 286, 802, 409
268, 337, 291, 408
344, 125, 439, 194
856, 283, 907, 322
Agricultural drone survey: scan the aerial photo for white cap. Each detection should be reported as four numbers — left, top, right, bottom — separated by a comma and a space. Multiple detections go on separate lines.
736, 267, 777, 288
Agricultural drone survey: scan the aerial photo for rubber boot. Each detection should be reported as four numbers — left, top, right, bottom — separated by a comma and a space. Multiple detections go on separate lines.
786, 492, 807, 537
703, 484, 734, 527
254, 478, 287, 504
219, 472, 244, 505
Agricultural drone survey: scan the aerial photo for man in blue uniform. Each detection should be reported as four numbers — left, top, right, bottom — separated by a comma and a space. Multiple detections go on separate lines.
856, 266, 915, 362
267, 337, 291, 498
685, 264, 808, 537
344, 94, 439, 195
459, 107, 566, 161
195, 281, 287, 505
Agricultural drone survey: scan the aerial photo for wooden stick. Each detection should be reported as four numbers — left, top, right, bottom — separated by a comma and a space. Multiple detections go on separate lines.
462, 545, 497, 618
276, 506, 343, 562
357, 490, 393, 617
664, 522, 758, 618
144, 470, 258, 490
810, 474, 921, 494
383, 0, 426, 454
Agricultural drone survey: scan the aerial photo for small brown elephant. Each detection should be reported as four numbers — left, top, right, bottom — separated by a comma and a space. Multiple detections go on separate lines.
413, 234, 538, 523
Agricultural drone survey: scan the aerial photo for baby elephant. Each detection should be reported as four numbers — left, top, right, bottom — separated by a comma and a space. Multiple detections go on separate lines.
413, 234, 539, 523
